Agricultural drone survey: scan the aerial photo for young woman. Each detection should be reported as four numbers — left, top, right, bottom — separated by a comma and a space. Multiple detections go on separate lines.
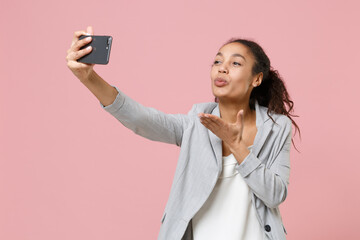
66, 26, 300, 240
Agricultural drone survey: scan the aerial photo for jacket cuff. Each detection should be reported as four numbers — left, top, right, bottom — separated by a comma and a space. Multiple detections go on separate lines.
99, 85, 125, 114
235, 151, 262, 177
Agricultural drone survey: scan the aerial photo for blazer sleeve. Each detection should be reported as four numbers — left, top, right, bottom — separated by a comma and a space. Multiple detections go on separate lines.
235, 116, 293, 209
99, 85, 196, 147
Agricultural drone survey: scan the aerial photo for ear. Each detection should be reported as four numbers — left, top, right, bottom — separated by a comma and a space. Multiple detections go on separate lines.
252, 72, 263, 87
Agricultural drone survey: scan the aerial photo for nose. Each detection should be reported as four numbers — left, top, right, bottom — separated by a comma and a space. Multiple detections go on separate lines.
218, 66, 228, 74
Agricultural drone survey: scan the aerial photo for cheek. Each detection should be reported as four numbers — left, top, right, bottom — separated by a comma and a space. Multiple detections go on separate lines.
231, 81, 250, 94
210, 67, 217, 77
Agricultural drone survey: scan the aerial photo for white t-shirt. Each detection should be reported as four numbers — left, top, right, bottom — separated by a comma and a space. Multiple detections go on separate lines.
191, 145, 264, 240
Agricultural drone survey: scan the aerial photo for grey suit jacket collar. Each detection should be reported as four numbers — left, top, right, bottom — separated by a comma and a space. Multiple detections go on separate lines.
207, 99, 274, 167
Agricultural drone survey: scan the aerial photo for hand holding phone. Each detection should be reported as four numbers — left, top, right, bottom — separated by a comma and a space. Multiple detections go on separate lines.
77, 35, 113, 65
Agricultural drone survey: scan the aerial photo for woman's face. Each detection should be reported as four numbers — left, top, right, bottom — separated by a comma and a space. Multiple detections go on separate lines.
210, 42, 262, 103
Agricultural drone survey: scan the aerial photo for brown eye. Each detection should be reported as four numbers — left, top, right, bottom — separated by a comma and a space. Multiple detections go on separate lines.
234, 62, 241, 66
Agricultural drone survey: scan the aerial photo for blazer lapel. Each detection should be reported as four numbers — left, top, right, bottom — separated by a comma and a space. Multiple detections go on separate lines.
208, 105, 222, 167
208, 99, 273, 167
252, 99, 274, 158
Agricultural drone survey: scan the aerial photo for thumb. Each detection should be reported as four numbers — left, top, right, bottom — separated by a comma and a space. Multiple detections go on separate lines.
237, 109, 244, 126
86, 25, 94, 35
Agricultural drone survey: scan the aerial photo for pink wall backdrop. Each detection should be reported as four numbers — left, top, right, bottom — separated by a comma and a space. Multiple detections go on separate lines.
1, 0, 359, 239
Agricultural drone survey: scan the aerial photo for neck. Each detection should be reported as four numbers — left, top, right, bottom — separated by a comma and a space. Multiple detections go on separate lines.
218, 99, 255, 126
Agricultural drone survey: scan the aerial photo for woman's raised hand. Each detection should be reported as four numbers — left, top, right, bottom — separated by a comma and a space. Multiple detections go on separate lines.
198, 109, 245, 149
66, 26, 95, 81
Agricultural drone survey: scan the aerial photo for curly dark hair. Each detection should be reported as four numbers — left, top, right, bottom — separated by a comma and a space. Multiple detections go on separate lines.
214, 38, 301, 152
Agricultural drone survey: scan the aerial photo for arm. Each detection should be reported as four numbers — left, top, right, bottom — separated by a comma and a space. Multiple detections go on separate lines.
80, 70, 194, 146
99, 84, 195, 147
81, 70, 119, 107
233, 118, 293, 208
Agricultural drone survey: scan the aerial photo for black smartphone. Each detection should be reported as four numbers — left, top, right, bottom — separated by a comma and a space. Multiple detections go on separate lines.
77, 35, 113, 65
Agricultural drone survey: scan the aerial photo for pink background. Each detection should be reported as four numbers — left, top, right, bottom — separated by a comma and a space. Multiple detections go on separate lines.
1, 0, 359, 239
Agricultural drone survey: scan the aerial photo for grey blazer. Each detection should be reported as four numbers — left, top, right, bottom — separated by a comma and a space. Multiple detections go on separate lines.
100, 85, 292, 240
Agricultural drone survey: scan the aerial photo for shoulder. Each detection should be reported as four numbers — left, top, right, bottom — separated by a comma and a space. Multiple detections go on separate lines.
273, 113, 292, 127
271, 112, 293, 139
260, 105, 292, 132
187, 102, 217, 115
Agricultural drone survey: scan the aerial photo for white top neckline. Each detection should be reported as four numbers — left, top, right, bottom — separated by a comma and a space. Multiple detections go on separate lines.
192, 143, 264, 240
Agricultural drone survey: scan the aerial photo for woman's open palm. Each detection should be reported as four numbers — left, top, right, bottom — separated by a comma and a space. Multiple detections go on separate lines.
198, 109, 244, 148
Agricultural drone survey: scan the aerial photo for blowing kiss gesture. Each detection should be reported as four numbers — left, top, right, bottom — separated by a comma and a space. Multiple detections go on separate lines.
198, 109, 251, 164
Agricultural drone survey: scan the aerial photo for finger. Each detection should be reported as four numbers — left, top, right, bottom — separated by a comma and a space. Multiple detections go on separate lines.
237, 110, 245, 135
199, 118, 223, 139
73, 35, 93, 52
204, 114, 225, 128
241, 110, 244, 129
86, 25, 93, 35
200, 116, 219, 131
67, 58, 88, 69
67, 45, 93, 61
199, 116, 211, 126
237, 109, 244, 125
71, 30, 91, 48
199, 113, 222, 128
200, 118, 213, 131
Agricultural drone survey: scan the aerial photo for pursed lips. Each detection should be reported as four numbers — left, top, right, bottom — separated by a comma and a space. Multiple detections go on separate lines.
214, 77, 228, 83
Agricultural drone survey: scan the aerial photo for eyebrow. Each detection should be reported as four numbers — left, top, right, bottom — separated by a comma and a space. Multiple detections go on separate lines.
216, 52, 246, 62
